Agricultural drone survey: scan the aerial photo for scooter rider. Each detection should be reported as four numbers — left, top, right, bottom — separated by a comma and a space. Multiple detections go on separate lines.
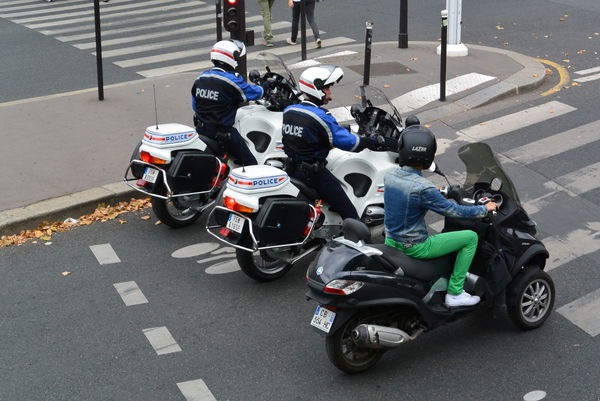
281, 65, 386, 220
191, 40, 268, 165
383, 125, 498, 307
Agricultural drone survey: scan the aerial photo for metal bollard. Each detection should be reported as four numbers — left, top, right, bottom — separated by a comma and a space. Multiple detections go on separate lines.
439, 10, 448, 102
363, 21, 373, 86
398, 0, 408, 49
215, 0, 222, 41
93, 0, 104, 101
300, 0, 307, 60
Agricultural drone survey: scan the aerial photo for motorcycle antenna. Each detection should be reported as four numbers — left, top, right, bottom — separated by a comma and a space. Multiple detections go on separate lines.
152, 84, 159, 130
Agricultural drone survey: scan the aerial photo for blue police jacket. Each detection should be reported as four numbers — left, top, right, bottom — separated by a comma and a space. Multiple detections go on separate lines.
384, 166, 488, 245
281, 100, 363, 163
191, 67, 264, 128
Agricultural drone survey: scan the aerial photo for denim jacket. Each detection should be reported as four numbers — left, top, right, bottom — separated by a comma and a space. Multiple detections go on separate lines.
384, 166, 488, 245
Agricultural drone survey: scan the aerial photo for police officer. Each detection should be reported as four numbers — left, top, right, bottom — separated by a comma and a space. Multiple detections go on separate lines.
282, 65, 386, 220
192, 40, 268, 165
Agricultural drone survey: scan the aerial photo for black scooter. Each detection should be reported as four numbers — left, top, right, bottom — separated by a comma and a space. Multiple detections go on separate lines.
305, 142, 555, 374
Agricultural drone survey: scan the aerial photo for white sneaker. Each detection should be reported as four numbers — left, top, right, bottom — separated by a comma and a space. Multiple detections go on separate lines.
445, 291, 480, 307
315, 38, 322, 48
286, 38, 296, 45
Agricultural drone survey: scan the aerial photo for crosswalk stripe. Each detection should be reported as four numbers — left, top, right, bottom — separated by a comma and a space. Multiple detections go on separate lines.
137, 36, 356, 78
0, 0, 63, 11
177, 379, 217, 401
542, 222, 600, 272
556, 288, 600, 337
503, 119, 600, 164
573, 72, 600, 83
554, 161, 600, 195
44, 8, 202, 36
574, 66, 600, 75
25, 1, 195, 29
79, 15, 265, 50
142, 326, 182, 355
114, 22, 290, 68
0, 0, 106, 17
458, 101, 577, 141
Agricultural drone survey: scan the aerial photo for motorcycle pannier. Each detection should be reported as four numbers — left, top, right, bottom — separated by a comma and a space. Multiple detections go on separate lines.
168, 151, 221, 193
253, 198, 311, 246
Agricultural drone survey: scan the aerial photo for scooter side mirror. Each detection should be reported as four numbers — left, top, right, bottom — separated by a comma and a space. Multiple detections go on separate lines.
427, 162, 451, 186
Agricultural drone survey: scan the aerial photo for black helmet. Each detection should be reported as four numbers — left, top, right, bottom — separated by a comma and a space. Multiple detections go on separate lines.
397, 125, 437, 168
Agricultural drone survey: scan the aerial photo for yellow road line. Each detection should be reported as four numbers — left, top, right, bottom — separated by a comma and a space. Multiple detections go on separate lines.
537, 58, 570, 96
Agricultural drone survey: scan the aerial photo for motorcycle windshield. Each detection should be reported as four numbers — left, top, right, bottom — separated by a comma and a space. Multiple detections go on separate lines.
248, 52, 297, 88
458, 142, 521, 204
354, 85, 403, 124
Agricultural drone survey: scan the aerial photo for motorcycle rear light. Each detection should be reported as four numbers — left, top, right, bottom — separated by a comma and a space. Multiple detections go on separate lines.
223, 196, 256, 213
136, 179, 148, 187
219, 227, 231, 237
323, 280, 364, 295
140, 151, 167, 164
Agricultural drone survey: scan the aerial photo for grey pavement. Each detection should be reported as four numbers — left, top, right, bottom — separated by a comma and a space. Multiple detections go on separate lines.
0, 41, 546, 236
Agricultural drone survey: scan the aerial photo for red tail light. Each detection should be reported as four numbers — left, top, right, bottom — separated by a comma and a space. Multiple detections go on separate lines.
323, 280, 365, 295
140, 151, 167, 164
223, 196, 256, 213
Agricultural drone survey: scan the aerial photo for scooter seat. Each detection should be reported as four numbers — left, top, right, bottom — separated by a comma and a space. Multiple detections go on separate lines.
370, 244, 455, 282
290, 177, 320, 201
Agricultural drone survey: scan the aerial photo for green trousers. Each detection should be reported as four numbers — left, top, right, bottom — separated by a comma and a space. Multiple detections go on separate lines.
257, 0, 275, 41
385, 230, 478, 295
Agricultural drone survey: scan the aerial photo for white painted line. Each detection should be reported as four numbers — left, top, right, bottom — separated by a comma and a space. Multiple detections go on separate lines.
458, 101, 577, 141
172, 242, 220, 259
392, 73, 496, 114
177, 379, 217, 401
0, 1, 91, 16
573, 72, 600, 83
542, 222, 600, 271
113, 281, 149, 306
90, 243, 121, 265
143, 327, 182, 355
523, 390, 547, 401
557, 287, 600, 337
205, 259, 241, 275
503, 119, 600, 164
574, 66, 600, 75
554, 161, 600, 195
0, 0, 58, 10
288, 59, 321, 69
25, 2, 195, 29
315, 50, 358, 59
138, 36, 355, 77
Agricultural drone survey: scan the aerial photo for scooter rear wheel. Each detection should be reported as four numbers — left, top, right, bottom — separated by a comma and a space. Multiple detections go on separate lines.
236, 249, 293, 282
151, 196, 201, 228
325, 313, 384, 374
507, 265, 555, 330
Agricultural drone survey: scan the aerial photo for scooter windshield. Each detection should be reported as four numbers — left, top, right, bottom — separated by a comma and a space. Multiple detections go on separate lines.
354, 85, 403, 125
248, 52, 297, 88
458, 142, 521, 204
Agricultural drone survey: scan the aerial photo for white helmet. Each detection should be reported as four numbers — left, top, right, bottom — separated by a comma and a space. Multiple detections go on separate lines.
210, 39, 246, 69
298, 65, 344, 100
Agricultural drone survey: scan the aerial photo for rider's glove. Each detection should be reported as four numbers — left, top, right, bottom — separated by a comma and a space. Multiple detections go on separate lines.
366, 134, 386, 151
260, 80, 271, 94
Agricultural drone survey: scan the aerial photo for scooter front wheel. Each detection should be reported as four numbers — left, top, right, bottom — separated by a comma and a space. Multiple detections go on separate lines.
151, 196, 201, 228
236, 248, 293, 282
325, 313, 384, 374
507, 265, 555, 330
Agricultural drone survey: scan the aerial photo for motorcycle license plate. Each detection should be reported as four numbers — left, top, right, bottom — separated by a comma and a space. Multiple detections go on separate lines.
142, 167, 159, 183
226, 213, 245, 234
310, 305, 336, 333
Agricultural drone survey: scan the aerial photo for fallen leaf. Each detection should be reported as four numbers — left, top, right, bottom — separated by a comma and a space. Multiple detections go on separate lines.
562, 59, 570, 63
496, 25, 505, 30
410, 57, 419, 61
532, 74, 539, 78
40, 235, 51, 241
545, 68, 554, 76
559, 17, 565, 21
424, 124, 431, 128
576, 49, 586, 54
543, 34, 551, 38
383, 84, 391, 88
155, 220, 162, 225
118, 219, 127, 224
141, 215, 151, 220
595, 33, 599, 36
61, 271, 71, 276
503, 42, 510, 46
571, 81, 581, 86
493, 35, 499, 39
44, 242, 53, 246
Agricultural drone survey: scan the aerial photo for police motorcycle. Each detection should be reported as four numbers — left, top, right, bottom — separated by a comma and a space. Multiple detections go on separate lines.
206, 85, 408, 282
123, 53, 300, 228
305, 142, 555, 374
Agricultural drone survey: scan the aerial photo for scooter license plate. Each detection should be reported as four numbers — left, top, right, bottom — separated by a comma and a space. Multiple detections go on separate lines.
310, 305, 336, 333
142, 167, 159, 184
226, 213, 245, 234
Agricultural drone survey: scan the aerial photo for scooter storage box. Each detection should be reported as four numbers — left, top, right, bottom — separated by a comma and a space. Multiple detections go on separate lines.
168, 151, 220, 193
253, 198, 311, 245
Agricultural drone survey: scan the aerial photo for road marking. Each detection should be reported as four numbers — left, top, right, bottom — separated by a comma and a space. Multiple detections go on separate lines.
457, 101, 577, 141
503, 119, 600, 164
143, 327, 182, 355
177, 379, 217, 401
205, 259, 241, 275
138, 36, 355, 77
542, 222, 600, 272
0, 1, 92, 15
113, 281, 149, 306
573, 72, 600, 83
537, 59, 570, 96
574, 66, 600, 75
316, 50, 358, 59
171, 243, 221, 258
392, 72, 496, 114
553, 161, 600, 195
523, 390, 547, 401
557, 288, 600, 337
90, 243, 121, 265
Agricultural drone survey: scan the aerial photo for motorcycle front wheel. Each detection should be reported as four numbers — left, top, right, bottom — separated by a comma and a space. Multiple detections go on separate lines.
507, 265, 555, 330
236, 248, 293, 282
151, 196, 201, 228
325, 312, 384, 374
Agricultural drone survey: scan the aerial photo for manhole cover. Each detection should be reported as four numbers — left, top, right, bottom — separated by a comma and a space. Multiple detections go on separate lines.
346, 61, 415, 76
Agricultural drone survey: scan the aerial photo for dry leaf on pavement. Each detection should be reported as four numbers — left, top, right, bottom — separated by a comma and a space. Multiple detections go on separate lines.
140, 215, 151, 220
61, 271, 71, 276
496, 25, 505, 30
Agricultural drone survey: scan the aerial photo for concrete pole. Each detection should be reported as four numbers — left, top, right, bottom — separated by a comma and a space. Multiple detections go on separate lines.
436, 0, 468, 57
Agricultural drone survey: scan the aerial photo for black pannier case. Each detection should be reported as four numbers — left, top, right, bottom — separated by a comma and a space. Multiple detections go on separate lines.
253, 198, 311, 246
168, 151, 219, 193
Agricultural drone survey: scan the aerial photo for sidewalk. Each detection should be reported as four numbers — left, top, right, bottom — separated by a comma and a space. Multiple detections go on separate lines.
0, 41, 546, 235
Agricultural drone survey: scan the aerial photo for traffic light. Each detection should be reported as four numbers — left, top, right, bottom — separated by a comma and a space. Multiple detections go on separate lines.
223, 0, 244, 34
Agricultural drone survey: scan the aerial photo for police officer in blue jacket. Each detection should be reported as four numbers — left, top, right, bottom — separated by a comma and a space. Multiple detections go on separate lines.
192, 40, 268, 165
282, 65, 386, 220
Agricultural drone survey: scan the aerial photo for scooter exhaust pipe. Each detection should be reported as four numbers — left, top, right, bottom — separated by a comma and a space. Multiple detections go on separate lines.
352, 324, 421, 350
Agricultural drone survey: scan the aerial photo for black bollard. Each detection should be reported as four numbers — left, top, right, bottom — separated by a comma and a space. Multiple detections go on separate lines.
439, 10, 448, 102
363, 21, 373, 86
398, 0, 408, 49
300, 0, 307, 60
93, 0, 104, 101
215, 0, 222, 41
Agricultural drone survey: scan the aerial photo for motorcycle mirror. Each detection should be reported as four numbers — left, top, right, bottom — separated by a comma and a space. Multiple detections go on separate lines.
350, 104, 364, 118
490, 177, 503, 191
248, 69, 261, 84
427, 161, 451, 186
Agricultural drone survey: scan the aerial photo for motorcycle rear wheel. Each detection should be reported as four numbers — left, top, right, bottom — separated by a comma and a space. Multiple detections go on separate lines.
236, 248, 293, 282
507, 265, 555, 330
151, 196, 201, 228
325, 313, 384, 374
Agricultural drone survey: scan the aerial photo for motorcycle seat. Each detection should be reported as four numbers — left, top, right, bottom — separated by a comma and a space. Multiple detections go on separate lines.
370, 244, 455, 282
197, 134, 223, 156
290, 177, 320, 201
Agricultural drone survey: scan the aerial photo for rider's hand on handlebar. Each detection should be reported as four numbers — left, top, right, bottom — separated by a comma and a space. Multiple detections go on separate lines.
366, 134, 386, 151
485, 201, 499, 212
